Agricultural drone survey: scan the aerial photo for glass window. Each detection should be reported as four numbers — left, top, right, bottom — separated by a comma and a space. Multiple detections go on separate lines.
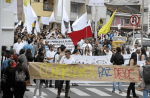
71, 3, 78, 13
136, 39, 150, 47
112, 17, 115, 26
86, 5, 91, 14
121, 17, 124, 26
125, 18, 130, 25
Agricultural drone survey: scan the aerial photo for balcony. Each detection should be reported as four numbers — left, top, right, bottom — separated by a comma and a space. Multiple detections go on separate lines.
43, 2, 53, 11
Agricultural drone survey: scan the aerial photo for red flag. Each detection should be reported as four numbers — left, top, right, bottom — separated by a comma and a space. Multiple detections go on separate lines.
68, 26, 93, 46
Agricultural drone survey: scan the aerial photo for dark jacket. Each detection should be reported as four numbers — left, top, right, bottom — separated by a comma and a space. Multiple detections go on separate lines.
36, 52, 44, 62
110, 53, 124, 65
26, 54, 34, 62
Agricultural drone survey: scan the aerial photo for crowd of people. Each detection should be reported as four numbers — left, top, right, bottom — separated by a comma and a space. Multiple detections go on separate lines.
1, 27, 150, 98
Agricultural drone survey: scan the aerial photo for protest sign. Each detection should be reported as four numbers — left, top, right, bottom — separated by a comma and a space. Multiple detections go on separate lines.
29, 62, 141, 83
43, 39, 74, 53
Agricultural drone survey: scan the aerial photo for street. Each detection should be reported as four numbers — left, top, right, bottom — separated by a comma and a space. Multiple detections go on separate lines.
22, 81, 143, 98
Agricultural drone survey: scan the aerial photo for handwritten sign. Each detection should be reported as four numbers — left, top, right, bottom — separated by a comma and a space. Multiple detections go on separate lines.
6, 0, 11, 3
29, 62, 141, 83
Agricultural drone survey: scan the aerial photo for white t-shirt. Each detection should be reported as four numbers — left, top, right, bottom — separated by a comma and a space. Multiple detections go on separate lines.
146, 51, 149, 57
104, 50, 112, 55
46, 50, 55, 63
78, 39, 85, 48
82, 43, 92, 51
54, 54, 60, 63
13, 42, 24, 54
83, 51, 92, 56
60, 56, 75, 64
22, 40, 28, 46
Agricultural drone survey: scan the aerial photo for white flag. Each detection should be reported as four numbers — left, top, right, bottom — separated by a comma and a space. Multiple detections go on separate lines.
68, 22, 72, 33
26, 21, 32, 34
57, 0, 63, 16
21, 26, 26, 33
72, 12, 87, 31
118, 24, 121, 30
76, 15, 78, 21
14, 21, 22, 29
49, 11, 55, 22
34, 28, 37, 36
87, 19, 91, 26
61, 20, 66, 35
63, 5, 69, 22
41, 16, 49, 25
46, 31, 55, 38
14, 14, 18, 23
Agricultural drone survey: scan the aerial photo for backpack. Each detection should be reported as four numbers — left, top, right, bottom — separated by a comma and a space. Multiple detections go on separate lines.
15, 71, 26, 82
1, 68, 7, 83
143, 66, 150, 85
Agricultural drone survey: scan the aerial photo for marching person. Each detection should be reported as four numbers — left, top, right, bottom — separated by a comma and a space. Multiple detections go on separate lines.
110, 47, 124, 94
92, 40, 102, 56
13, 38, 24, 56
45, 44, 55, 88
13, 58, 30, 98
126, 52, 139, 98
83, 46, 92, 56
82, 39, 92, 51
140, 57, 150, 98
1, 60, 14, 98
33, 48, 46, 98
105, 46, 112, 55
57, 50, 75, 98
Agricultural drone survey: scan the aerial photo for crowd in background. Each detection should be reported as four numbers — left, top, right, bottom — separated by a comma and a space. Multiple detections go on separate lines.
1, 26, 150, 98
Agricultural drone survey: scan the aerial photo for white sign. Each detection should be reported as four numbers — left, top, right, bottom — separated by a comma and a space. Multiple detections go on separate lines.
43, 39, 74, 53
88, 0, 104, 6
148, 4, 150, 34
71, 54, 131, 65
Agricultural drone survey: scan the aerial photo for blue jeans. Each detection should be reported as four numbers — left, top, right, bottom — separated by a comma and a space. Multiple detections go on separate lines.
143, 89, 150, 98
112, 82, 122, 92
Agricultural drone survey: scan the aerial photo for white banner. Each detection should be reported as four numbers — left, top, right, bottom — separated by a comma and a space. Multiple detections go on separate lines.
43, 39, 74, 53
148, 4, 150, 34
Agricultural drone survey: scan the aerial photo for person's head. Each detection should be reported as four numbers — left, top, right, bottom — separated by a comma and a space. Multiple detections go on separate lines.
130, 52, 137, 63
57, 47, 61, 53
105, 46, 110, 52
116, 47, 121, 53
60, 45, 66, 52
141, 48, 147, 56
91, 38, 95, 43
85, 39, 89, 44
85, 45, 90, 51
8, 53, 13, 60
28, 40, 32, 44
58, 36, 62, 39
45, 41, 49, 46
49, 44, 54, 51
134, 43, 138, 49
23, 36, 27, 40
19, 49, 25, 55
136, 49, 141, 54
26, 49, 32, 55
17, 38, 21, 43
145, 57, 150, 65
75, 44, 80, 50
8, 60, 14, 68
65, 50, 71, 59
39, 48, 44, 54
72, 49, 80, 55
95, 40, 99, 45
120, 45, 124, 51
103, 44, 107, 50
39, 38, 43, 44
144, 46, 147, 52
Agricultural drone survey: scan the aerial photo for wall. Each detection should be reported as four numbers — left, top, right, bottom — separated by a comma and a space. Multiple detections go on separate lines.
17, 0, 23, 20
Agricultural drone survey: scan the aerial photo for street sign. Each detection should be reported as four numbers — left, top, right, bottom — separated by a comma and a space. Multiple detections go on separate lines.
130, 15, 140, 26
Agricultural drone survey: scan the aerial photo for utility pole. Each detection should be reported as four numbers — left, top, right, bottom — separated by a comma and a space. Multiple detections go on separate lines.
141, 0, 144, 47
94, 6, 98, 38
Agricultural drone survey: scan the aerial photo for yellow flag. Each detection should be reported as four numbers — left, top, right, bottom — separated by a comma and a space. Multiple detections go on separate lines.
98, 10, 117, 35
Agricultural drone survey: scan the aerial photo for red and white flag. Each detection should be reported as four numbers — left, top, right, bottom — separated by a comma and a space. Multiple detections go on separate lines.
68, 12, 93, 46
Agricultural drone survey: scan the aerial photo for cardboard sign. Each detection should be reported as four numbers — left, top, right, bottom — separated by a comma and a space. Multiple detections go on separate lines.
29, 62, 141, 83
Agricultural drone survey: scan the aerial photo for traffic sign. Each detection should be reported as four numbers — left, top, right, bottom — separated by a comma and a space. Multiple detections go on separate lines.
130, 15, 140, 26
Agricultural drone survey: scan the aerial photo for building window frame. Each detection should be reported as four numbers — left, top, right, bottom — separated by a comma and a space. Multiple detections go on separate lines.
86, 5, 91, 14
34, 0, 40, 2
125, 18, 130, 25
71, 2, 78, 13
121, 17, 124, 26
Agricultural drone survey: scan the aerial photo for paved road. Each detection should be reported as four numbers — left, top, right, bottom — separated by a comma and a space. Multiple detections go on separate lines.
0, 81, 143, 98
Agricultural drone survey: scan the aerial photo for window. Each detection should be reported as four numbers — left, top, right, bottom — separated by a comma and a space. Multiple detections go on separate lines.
71, 3, 78, 13
144, 9, 148, 12
86, 5, 91, 14
125, 18, 130, 25
121, 17, 124, 26
34, 0, 39, 2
